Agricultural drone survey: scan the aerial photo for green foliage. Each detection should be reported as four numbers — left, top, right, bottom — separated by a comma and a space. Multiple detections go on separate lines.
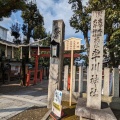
69, 0, 120, 67
14, 48, 21, 61
10, 23, 21, 44
21, 1, 45, 44
0, 0, 26, 20
40, 33, 51, 46
68, 0, 90, 56
87, 0, 120, 67
21, 1, 47, 63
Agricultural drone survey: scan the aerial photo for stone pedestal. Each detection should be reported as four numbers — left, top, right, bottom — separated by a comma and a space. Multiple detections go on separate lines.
75, 98, 117, 120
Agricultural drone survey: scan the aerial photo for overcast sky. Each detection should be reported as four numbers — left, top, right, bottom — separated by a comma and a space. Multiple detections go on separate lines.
0, 0, 88, 43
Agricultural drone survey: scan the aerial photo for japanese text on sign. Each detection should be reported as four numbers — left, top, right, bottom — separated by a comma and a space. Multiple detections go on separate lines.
64, 37, 81, 51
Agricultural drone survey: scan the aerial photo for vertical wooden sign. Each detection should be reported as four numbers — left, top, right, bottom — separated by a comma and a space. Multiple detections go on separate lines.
64, 37, 81, 106
87, 10, 105, 109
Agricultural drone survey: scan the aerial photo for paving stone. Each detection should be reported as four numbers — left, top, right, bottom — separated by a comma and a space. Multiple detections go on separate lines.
0, 80, 48, 119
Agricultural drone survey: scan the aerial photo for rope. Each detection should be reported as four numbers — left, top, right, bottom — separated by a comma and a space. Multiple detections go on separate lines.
0, 37, 49, 48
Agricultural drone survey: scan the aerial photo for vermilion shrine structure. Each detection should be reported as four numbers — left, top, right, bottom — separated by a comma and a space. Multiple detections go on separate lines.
26, 46, 80, 86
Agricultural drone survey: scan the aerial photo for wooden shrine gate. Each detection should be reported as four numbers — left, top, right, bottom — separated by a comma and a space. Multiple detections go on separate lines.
26, 46, 80, 86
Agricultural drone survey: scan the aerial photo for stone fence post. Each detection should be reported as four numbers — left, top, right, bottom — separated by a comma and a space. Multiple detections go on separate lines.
113, 68, 119, 97
64, 65, 68, 90
103, 68, 110, 96
72, 66, 76, 92
78, 66, 83, 94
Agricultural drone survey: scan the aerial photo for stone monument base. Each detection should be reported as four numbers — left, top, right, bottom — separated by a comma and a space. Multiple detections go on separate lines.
82, 93, 120, 110
75, 98, 117, 120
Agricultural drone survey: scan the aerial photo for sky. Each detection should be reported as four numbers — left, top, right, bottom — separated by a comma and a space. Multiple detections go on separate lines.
0, 0, 88, 44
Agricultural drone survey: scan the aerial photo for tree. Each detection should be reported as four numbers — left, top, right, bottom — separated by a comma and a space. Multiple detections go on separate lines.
21, 1, 45, 44
0, 0, 26, 20
10, 22, 21, 44
86, 0, 120, 67
69, 0, 120, 67
68, 0, 90, 56
21, 0, 46, 65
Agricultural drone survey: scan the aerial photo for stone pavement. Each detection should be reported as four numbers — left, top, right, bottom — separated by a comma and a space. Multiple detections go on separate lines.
0, 80, 48, 120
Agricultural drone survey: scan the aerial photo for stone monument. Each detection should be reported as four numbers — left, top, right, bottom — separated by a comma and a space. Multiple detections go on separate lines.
87, 10, 105, 109
47, 20, 65, 108
75, 10, 117, 120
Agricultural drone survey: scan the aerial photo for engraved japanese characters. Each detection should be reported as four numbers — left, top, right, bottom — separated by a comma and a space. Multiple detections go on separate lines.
87, 10, 105, 109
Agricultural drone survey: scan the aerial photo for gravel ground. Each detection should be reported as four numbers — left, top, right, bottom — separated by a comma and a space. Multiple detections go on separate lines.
8, 101, 79, 120
8, 106, 49, 120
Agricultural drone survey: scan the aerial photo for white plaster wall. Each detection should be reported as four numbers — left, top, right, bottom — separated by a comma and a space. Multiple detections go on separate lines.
0, 27, 7, 40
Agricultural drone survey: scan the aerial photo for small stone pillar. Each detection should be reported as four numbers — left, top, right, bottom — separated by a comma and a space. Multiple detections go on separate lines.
113, 68, 119, 97
103, 68, 110, 96
64, 65, 68, 90
78, 66, 83, 94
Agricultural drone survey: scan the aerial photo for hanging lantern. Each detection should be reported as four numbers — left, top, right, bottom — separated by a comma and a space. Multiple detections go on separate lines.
20, 47, 22, 59
51, 40, 59, 57
29, 45, 31, 58
12, 47, 14, 59
5, 45, 7, 58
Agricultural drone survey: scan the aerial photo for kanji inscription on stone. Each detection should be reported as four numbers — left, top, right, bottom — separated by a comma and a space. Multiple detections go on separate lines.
87, 10, 105, 109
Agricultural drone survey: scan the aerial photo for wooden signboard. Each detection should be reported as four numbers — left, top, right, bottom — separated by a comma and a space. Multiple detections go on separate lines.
64, 37, 81, 51
64, 37, 81, 106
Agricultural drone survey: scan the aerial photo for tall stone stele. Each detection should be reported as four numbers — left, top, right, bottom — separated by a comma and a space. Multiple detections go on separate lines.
47, 20, 65, 108
87, 10, 105, 109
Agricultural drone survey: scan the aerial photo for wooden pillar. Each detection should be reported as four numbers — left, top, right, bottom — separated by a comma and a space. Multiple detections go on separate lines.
34, 55, 38, 84
29, 45, 31, 58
